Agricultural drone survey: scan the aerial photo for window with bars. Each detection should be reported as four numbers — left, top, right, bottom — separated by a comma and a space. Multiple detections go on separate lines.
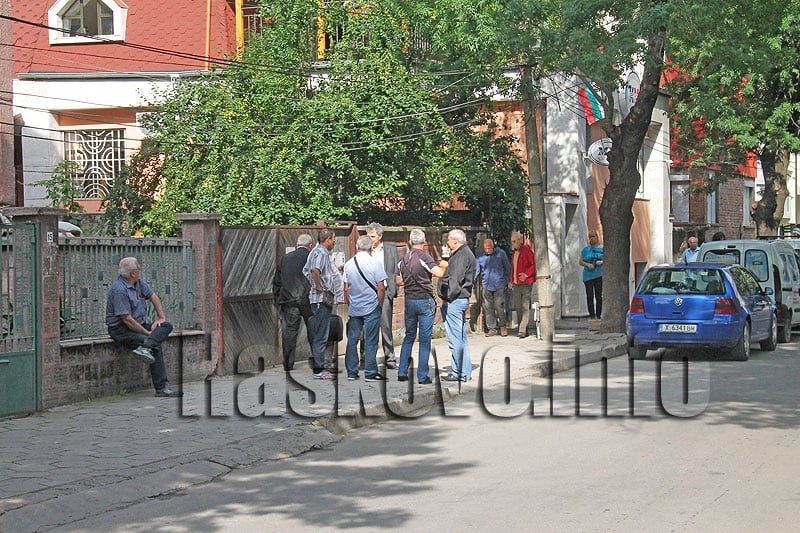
63, 129, 126, 200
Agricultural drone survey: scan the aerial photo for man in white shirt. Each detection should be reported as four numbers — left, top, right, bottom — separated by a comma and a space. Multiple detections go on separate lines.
681, 236, 700, 263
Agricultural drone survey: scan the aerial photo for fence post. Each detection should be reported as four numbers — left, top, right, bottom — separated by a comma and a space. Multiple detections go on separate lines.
176, 213, 223, 374
4, 207, 67, 407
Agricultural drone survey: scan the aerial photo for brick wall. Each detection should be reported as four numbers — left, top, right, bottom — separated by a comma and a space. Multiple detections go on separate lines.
51, 332, 211, 407
3, 209, 220, 411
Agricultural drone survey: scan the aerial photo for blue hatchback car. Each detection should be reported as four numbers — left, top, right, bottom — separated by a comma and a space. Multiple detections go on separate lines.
626, 263, 777, 360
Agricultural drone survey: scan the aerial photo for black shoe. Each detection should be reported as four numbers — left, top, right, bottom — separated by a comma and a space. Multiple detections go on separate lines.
155, 384, 183, 397
518, 333, 527, 339
418, 377, 433, 385
385, 360, 398, 370
365, 373, 387, 382
398, 375, 409, 382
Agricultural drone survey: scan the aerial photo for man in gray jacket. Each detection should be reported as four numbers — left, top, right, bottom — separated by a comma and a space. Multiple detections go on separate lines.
361, 222, 399, 370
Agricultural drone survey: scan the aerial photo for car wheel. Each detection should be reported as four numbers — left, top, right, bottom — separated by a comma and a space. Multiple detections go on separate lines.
731, 322, 750, 361
627, 342, 647, 360
778, 315, 792, 343
760, 315, 778, 351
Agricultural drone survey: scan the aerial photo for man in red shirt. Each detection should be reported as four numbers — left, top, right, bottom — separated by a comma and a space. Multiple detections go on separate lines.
508, 231, 536, 338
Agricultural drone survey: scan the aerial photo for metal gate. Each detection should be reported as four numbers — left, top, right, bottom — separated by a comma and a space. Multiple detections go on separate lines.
0, 222, 39, 417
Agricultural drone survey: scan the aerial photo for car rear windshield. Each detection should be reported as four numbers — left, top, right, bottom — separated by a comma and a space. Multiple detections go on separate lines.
638, 268, 725, 295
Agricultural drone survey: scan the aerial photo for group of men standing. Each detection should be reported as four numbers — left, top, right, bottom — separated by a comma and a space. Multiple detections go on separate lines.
273, 224, 535, 385
105, 225, 536, 397
273, 224, 400, 382
474, 231, 537, 339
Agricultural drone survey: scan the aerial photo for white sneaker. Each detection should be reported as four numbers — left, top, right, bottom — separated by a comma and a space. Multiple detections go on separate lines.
132, 346, 155, 364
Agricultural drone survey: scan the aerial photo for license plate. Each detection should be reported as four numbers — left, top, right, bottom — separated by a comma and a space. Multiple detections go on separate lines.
659, 323, 697, 333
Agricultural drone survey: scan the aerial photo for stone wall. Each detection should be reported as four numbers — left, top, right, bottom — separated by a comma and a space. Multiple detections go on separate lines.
51, 331, 212, 407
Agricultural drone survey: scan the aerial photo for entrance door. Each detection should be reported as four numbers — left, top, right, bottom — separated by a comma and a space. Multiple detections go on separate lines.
0, 223, 39, 417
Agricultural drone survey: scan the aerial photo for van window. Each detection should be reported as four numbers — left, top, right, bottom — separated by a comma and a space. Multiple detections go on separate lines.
780, 253, 797, 282
744, 250, 769, 281
702, 249, 739, 265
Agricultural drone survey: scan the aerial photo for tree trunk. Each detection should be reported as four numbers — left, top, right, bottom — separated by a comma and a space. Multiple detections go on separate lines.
753, 147, 789, 237
521, 64, 555, 341
599, 30, 666, 333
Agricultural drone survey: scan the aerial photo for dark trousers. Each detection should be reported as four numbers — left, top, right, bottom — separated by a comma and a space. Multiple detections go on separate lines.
279, 302, 312, 370
482, 287, 507, 332
309, 303, 332, 373
108, 322, 173, 391
584, 277, 603, 319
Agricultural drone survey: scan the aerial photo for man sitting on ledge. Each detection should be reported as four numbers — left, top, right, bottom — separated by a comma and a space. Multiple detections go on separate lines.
105, 257, 182, 398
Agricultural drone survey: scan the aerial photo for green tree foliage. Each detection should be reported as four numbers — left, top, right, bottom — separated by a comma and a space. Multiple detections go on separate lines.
100, 140, 163, 236
137, 0, 529, 236
667, 0, 800, 236
36, 160, 84, 215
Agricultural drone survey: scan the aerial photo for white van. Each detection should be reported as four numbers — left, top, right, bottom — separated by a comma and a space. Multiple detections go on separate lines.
699, 239, 800, 342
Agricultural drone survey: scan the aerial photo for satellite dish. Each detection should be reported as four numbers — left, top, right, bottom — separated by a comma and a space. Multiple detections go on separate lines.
587, 138, 613, 166
620, 71, 641, 117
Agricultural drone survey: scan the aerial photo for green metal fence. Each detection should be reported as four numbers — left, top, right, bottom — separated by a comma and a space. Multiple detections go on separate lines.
60, 237, 195, 340
1, 223, 39, 416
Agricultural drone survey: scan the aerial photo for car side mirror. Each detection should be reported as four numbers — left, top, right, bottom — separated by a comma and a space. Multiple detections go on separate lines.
764, 287, 774, 295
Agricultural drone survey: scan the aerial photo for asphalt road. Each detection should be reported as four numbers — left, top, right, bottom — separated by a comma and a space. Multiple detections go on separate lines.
55, 341, 800, 532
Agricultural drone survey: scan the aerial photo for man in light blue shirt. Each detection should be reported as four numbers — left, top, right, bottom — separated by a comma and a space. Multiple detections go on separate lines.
681, 236, 700, 263
303, 229, 344, 380
343, 235, 387, 381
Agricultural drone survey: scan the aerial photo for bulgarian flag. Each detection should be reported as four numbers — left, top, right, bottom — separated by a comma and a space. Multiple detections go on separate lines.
577, 84, 605, 125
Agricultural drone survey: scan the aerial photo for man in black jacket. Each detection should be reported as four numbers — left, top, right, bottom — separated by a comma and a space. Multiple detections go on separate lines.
438, 229, 476, 382
273, 234, 314, 371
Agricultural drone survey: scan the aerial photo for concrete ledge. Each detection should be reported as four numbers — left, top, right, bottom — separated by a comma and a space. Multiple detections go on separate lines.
59, 329, 206, 348
47, 330, 214, 408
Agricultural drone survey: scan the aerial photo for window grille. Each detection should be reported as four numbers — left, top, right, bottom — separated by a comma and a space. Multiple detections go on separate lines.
63, 129, 126, 200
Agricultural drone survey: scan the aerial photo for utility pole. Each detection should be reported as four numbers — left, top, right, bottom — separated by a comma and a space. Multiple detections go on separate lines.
520, 64, 555, 342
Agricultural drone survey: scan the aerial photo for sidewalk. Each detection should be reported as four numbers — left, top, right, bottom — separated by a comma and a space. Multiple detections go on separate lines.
0, 319, 625, 532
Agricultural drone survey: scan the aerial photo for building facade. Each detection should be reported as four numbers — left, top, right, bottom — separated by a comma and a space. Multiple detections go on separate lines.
11, 0, 255, 211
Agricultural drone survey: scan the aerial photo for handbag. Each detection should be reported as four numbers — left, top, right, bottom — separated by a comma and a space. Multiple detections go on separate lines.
328, 314, 343, 342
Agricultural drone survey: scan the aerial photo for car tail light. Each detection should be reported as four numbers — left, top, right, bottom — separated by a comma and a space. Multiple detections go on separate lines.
714, 298, 737, 315
629, 297, 644, 314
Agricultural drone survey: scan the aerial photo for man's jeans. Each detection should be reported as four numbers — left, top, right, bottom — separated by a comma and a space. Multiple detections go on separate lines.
345, 306, 381, 378
280, 302, 312, 370
309, 303, 332, 374
399, 298, 435, 382
482, 288, 507, 332
108, 322, 173, 391
444, 297, 471, 381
